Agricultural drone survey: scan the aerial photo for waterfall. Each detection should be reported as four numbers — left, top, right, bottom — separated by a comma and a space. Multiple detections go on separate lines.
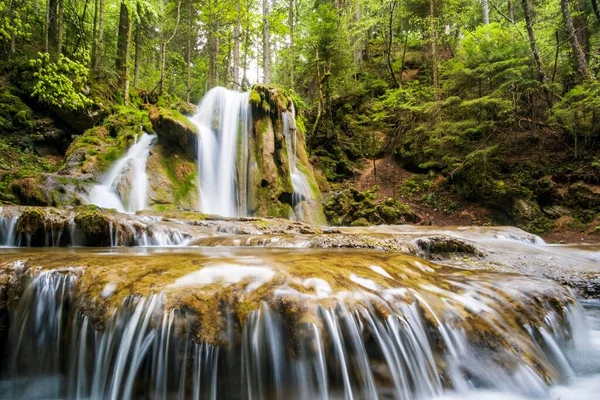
88, 133, 156, 213
1, 263, 599, 399
0, 209, 19, 246
191, 87, 251, 217
282, 104, 314, 222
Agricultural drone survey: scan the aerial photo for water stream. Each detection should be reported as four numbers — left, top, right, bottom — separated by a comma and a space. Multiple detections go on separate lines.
87, 133, 156, 213
0, 248, 598, 400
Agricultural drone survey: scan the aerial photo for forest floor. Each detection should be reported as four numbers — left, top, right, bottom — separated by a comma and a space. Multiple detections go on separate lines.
353, 155, 600, 244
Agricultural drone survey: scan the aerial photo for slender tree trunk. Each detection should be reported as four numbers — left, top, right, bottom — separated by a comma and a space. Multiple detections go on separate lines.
521, 0, 553, 107
48, 0, 58, 54
574, 0, 590, 60
263, 0, 271, 84
45, 0, 51, 53
312, 47, 324, 138
288, 0, 295, 87
386, 1, 399, 88
116, 1, 131, 104
242, 0, 250, 89
57, 0, 63, 55
186, 0, 193, 100
91, 0, 98, 65
208, 32, 215, 88
593, 0, 600, 24
134, 23, 141, 89
481, 0, 490, 24
508, 0, 515, 21
398, 33, 408, 86
233, 1, 241, 89
560, 0, 591, 81
94, 0, 105, 70
429, 0, 440, 102
160, 0, 182, 94
215, 30, 220, 85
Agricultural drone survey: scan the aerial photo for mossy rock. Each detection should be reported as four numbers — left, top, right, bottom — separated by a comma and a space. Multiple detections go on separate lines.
566, 182, 600, 211
149, 107, 198, 158
324, 187, 418, 226
73, 208, 112, 246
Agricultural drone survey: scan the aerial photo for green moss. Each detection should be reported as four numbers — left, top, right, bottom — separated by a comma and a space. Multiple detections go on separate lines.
249, 89, 261, 107
161, 155, 197, 203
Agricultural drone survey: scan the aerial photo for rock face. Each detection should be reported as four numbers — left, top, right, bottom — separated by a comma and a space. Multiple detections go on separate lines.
149, 107, 198, 158
248, 86, 325, 223
146, 145, 198, 211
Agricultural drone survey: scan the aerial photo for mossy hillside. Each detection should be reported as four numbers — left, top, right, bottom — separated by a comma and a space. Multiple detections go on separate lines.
324, 186, 419, 226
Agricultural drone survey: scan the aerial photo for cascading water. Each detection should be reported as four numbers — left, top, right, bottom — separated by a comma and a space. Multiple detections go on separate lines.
1, 249, 599, 400
191, 87, 251, 217
282, 104, 314, 222
88, 133, 156, 213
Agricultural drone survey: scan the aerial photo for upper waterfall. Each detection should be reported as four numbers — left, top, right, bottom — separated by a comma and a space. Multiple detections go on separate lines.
88, 133, 156, 213
190, 87, 251, 217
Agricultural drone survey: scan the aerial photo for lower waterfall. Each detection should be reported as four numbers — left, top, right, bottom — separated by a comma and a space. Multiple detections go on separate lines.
88, 133, 156, 214
191, 87, 251, 217
1, 249, 599, 400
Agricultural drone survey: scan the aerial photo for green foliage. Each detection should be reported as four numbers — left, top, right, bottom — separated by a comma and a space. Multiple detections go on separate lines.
30, 52, 93, 111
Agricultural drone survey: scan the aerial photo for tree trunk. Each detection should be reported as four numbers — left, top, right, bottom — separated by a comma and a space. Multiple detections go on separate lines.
560, 0, 591, 81
386, 1, 399, 88
289, 0, 294, 88
186, 0, 193, 100
521, 0, 553, 107
160, 0, 182, 95
45, 0, 51, 53
262, 0, 271, 84
429, 0, 440, 102
91, 0, 98, 65
94, 0, 105, 70
242, 0, 250, 89
481, 0, 490, 24
57, 0, 63, 55
233, 2, 241, 89
134, 23, 141, 89
48, 0, 58, 54
116, 1, 131, 104
398, 33, 408, 86
593, 0, 600, 25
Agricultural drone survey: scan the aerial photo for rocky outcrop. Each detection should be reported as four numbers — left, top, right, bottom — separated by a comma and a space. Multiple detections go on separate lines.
324, 187, 418, 226
146, 145, 198, 211
149, 107, 198, 158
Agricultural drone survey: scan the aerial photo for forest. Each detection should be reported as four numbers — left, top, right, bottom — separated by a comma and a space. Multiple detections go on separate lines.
1, 0, 600, 239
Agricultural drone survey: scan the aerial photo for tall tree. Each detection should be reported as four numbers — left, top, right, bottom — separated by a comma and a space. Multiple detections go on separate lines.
481, 0, 490, 24
430, 0, 440, 102
93, 0, 105, 70
159, 0, 182, 95
520, 0, 553, 106
263, 0, 271, 84
386, 0, 399, 88
560, 0, 591, 81
233, 1, 241, 89
116, 0, 132, 104
288, 0, 294, 88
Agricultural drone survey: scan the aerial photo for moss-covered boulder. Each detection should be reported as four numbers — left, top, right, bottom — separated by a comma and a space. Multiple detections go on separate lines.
146, 145, 199, 211
324, 187, 418, 226
149, 107, 198, 158
73, 206, 113, 246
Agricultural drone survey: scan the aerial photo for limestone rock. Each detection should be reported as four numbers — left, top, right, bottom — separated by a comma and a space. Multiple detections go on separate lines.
149, 107, 198, 158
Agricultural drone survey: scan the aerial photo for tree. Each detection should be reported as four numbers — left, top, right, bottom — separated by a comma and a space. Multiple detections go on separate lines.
520, 0, 553, 107
263, 0, 271, 84
561, 0, 591, 81
116, 0, 132, 104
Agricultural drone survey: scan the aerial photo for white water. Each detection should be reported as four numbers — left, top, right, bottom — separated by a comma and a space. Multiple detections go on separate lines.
88, 133, 156, 213
282, 104, 314, 222
191, 87, 251, 217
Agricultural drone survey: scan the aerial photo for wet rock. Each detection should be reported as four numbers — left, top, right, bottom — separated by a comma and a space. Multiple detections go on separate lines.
543, 205, 572, 219
149, 107, 198, 158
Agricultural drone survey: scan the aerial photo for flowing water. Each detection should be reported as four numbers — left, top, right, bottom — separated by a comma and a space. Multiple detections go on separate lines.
191, 87, 251, 217
0, 248, 598, 400
87, 133, 156, 213
282, 104, 315, 222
